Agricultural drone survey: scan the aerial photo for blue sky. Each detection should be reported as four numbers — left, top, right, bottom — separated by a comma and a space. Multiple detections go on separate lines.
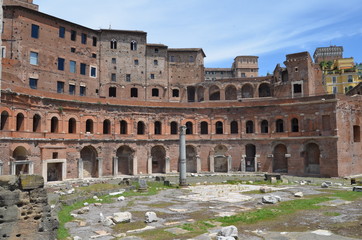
35, 0, 362, 76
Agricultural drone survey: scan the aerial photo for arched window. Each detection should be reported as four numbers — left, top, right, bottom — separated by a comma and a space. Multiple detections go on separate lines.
120, 120, 128, 134
230, 121, 238, 134
16, 113, 25, 131
110, 39, 117, 49
291, 118, 299, 132
170, 121, 178, 135
209, 85, 220, 101
200, 121, 208, 134
225, 85, 237, 100
261, 120, 268, 133
152, 88, 159, 97
137, 121, 145, 135
33, 114, 41, 132
68, 118, 76, 133
186, 121, 193, 134
154, 121, 162, 135
215, 121, 223, 134
130, 40, 137, 51
276, 119, 284, 133
103, 119, 111, 134
1, 111, 9, 130
86, 119, 93, 133
246, 120, 254, 133
50, 116, 58, 133
258, 83, 271, 97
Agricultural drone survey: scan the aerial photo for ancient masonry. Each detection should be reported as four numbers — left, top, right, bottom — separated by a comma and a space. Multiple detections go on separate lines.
0, 0, 361, 182
0, 175, 58, 239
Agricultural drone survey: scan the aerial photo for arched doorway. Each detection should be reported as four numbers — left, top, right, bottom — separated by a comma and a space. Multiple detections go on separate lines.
209, 85, 220, 100
116, 146, 134, 175
225, 85, 237, 100
214, 145, 228, 172
241, 84, 254, 98
258, 83, 271, 97
80, 146, 98, 178
305, 143, 320, 174
245, 144, 256, 172
12, 146, 30, 175
151, 146, 166, 173
273, 144, 288, 173
1, 111, 9, 130
186, 145, 197, 173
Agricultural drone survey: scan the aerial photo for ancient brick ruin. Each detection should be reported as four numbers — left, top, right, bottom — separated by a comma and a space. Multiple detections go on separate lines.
0, 175, 58, 239
0, 0, 361, 182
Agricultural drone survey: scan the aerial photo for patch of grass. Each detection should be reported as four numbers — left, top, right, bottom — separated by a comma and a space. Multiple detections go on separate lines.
242, 190, 264, 194
77, 183, 121, 193
112, 220, 147, 233
135, 228, 176, 240
216, 196, 331, 226
332, 191, 362, 201
147, 201, 175, 208
323, 211, 341, 217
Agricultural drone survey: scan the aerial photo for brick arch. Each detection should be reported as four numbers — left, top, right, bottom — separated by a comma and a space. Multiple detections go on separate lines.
225, 84, 238, 100
82, 116, 97, 134
213, 144, 229, 172
241, 83, 254, 98
116, 145, 135, 175
181, 119, 197, 134
80, 145, 99, 178
273, 143, 288, 173
1, 109, 11, 131
151, 145, 166, 173
209, 85, 221, 101
258, 82, 272, 97
148, 84, 165, 99
124, 84, 145, 99
186, 145, 198, 173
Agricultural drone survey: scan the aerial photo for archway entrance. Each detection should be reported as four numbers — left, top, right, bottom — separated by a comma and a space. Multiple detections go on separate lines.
245, 144, 256, 172
305, 143, 320, 174
273, 144, 288, 173
116, 146, 134, 175
80, 146, 98, 178
151, 146, 166, 173
214, 145, 228, 172
186, 145, 197, 173
47, 163, 63, 181
12, 146, 30, 175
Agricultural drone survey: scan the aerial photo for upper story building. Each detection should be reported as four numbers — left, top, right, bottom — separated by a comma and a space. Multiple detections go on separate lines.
205, 56, 258, 81
313, 45, 343, 64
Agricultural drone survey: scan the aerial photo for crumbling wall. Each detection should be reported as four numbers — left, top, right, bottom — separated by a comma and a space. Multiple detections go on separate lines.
0, 175, 58, 240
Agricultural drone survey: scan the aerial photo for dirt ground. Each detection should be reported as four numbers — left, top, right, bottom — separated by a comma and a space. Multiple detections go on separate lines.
57, 174, 362, 240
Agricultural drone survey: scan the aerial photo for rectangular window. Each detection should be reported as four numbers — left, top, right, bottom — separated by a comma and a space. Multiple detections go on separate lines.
150, 74, 155, 79
348, 75, 353, 83
126, 74, 131, 82
293, 84, 302, 93
70, 47, 76, 53
71, 30, 76, 41
69, 84, 75, 95
58, 58, 65, 71
57, 81, 64, 93
134, 59, 139, 65
29, 78, 37, 89
80, 86, 86, 96
112, 58, 116, 64
154, 60, 158, 65
80, 63, 86, 75
70, 60, 76, 73
111, 73, 116, 82
189, 56, 194, 62
31, 24, 39, 38
155, 48, 159, 53
92, 37, 97, 46
59, 26, 65, 38
81, 33, 87, 44
332, 76, 337, 83
333, 86, 337, 94
170, 56, 174, 62
30, 51, 38, 65
1, 46, 5, 58
322, 115, 331, 131
92, 53, 97, 58
90, 66, 97, 77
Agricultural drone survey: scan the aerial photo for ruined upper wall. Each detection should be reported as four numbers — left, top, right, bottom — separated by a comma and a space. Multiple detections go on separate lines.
3, 0, 38, 10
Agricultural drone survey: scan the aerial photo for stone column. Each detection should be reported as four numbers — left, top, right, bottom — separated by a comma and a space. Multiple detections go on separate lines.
78, 158, 83, 179
255, 154, 260, 172
196, 155, 201, 173
165, 156, 170, 173
179, 126, 187, 186
147, 157, 152, 174
227, 156, 232, 173
209, 155, 215, 172
241, 155, 246, 172
0, 161, 3, 175
132, 156, 138, 175
113, 156, 118, 176
97, 157, 103, 177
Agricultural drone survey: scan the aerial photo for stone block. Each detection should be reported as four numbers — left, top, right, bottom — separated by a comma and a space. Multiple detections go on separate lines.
0, 190, 20, 206
0, 175, 19, 191
353, 186, 362, 192
145, 211, 158, 223
0, 205, 19, 222
112, 212, 132, 223
218, 225, 238, 239
19, 175, 44, 190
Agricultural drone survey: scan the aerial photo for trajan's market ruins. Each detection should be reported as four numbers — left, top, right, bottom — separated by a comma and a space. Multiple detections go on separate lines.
0, 0, 361, 183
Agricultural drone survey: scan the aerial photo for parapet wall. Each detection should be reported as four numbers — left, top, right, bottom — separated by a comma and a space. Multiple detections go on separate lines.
0, 175, 58, 240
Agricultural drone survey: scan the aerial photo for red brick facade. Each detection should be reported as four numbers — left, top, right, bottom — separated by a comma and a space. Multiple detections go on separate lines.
0, 2, 361, 181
